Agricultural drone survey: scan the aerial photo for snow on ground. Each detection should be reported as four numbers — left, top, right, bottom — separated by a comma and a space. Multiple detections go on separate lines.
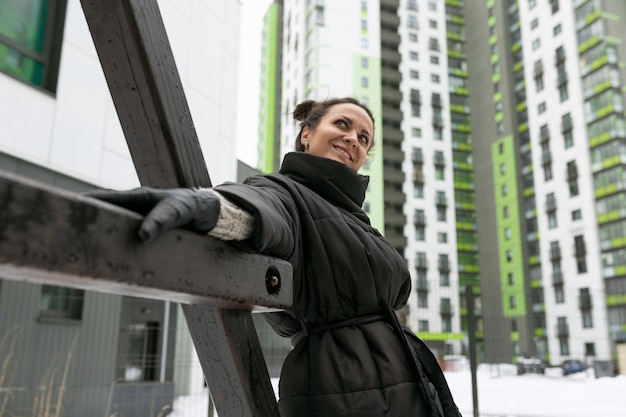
446, 364, 626, 417
169, 364, 626, 417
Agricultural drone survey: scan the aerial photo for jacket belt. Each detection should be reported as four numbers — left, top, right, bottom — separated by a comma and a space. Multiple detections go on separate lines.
291, 308, 445, 417
290, 313, 385, 347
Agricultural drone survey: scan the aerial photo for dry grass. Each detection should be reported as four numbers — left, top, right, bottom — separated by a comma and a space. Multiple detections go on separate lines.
0, 329, 79, 417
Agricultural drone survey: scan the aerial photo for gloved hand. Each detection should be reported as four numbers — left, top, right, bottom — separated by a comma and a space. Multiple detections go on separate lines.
85, 187, 220, 243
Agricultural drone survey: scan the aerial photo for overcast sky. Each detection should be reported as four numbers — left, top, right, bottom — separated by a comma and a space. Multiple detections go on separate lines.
235, 0, 273, 168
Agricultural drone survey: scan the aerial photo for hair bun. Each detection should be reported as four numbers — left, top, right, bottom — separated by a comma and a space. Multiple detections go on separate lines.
293, 100, 317, 121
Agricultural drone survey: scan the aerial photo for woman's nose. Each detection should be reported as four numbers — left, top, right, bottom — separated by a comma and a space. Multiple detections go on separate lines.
344, 133, 358, 146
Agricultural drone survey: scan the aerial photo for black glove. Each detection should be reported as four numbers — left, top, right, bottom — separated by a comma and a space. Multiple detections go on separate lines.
85, 187, 220, 243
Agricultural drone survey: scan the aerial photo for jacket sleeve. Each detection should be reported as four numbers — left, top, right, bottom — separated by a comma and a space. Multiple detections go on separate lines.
213, 176, 299, 261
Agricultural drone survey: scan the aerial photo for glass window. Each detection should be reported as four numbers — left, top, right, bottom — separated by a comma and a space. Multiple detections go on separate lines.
39, 285, 84, 321
0, 0, 67, 92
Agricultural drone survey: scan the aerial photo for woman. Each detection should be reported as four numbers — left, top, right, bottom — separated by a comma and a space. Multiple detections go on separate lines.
88, 97, 461, 416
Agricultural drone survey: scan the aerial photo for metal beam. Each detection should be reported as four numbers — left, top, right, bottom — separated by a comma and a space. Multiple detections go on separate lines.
0, 170, 291, 310
78, 1, 287, 415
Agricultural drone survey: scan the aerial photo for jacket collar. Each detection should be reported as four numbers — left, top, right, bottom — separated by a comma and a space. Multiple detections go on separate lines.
279, 152, 370, 221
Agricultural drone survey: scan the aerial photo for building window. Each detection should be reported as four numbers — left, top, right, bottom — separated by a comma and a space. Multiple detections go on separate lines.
437, 207, 446, 221
572, 209, 582, 221
361, 57, 368, 68
536, 77, 544, 92
412, 127, 422, 137
409, 32, 418, 42
506, 250, 513, 262
415, 226, 425, 241
414, 184, 424, 198
548, 212, 558, 229
430, 55, 439, 65
538, 102, 546, 114
531, 18, 538, 30
553, 24, 562, 36
429, 38, 440, 52
315, 5, 325, 25
435, 166, 444, 180
428, 1, 437, 11
440, 272, 450, 286
361, 1, 368, 12
503, 205, 509, 218
408, 15, 419, 29
550, 0, 560, 14
431, 74, 440, 83
361, 77, 368, 87
585, 343, 596, 357
544, 164, 553, 181
504, 227, 511, 240
361, 19, 368, 31
410, 51, 419, 61
507, 272, 514, 285
417, 292, 428, 308
418, 320, 429, 331
555, 285, 565, 303
0, 0, 68, 93
529, 0, 537, 9
501, 184, 508, 196
509, 296, 517, 309
559, 85, 569, 102
438, 232, 448, 243
532, 39, 541, 50
39, 285, 84, 321
582, 310, 593, 328
361, 38, 368, 49
429, 19, 437, 28
410, 70, 419, 79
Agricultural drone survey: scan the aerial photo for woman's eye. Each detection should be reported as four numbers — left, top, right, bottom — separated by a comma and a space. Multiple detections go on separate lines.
336, 120, 347, 128
359, 135, 369, 144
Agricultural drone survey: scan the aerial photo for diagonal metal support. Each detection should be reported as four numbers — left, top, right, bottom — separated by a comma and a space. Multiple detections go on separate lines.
78, 1, 287, 415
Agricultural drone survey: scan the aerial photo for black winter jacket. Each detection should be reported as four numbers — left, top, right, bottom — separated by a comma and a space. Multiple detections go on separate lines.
215, 152, 460, 417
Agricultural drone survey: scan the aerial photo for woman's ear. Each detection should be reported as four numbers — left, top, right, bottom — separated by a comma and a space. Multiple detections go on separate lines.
301, 126, 310, 142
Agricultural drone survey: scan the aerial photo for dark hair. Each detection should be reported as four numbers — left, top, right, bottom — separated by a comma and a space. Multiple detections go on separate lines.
293, 97, 376, 152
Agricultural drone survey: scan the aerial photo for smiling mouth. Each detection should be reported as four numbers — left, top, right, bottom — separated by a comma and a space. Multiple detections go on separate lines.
333, 145, 352, 161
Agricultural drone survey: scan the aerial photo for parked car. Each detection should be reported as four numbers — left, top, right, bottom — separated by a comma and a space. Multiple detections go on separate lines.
561, 359, 585, 376
517, 357, 546, 375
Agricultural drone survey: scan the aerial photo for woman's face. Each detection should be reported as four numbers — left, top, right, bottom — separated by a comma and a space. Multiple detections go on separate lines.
301, 103, 373, 171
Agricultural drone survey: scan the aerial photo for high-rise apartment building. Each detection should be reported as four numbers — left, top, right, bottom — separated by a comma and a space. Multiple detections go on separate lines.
260, 0, 626, 368
465, 0, 626, 365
